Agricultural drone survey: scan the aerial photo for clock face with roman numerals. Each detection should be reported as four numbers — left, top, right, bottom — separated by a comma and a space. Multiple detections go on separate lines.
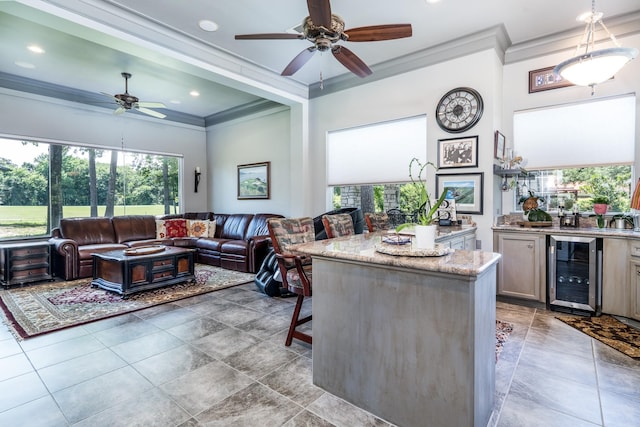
436, 87, 484, 133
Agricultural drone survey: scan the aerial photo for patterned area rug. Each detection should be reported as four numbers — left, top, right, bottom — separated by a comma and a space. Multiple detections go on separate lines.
0, 264, 254, 339
496, 319, 513, 362
557, 314, 640, 359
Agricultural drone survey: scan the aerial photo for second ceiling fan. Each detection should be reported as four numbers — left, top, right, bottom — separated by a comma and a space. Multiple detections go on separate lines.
235, 0, 412, 78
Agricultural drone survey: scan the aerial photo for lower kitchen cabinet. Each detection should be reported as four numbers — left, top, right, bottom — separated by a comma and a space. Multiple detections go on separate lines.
439, 228, 476, 250
630, 263, 640, 320
494, 232, 546, 302
628, 240, 640, 320
601, 238, 629, 317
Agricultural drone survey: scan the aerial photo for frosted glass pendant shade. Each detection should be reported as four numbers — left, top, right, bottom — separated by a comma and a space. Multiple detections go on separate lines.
554, 47, 638, 87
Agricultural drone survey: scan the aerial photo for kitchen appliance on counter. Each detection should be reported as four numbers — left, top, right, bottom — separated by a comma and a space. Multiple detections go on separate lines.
548, 235, 602, 316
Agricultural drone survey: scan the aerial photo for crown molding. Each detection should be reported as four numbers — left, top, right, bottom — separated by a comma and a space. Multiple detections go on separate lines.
309, 25, 511, 98
505, 11, 640, 64
0, 71, 283, 127
205, 99, 284, 126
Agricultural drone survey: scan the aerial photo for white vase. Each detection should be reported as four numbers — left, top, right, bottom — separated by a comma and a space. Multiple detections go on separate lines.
414, 224, 436, 249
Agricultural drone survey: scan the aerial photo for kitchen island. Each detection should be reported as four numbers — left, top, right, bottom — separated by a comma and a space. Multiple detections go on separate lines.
292, 230, 500, 427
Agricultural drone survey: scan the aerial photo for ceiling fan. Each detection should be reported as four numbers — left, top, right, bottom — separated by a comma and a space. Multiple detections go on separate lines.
235, 0, 412, 78
101, 72, 166, 119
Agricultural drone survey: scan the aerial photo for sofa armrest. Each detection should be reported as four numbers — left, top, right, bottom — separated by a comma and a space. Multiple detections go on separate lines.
247, 235, 272, 273
49, 237, 79, 280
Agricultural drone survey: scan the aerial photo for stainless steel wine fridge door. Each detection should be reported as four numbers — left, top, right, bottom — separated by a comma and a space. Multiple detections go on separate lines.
548, 235, 602, 314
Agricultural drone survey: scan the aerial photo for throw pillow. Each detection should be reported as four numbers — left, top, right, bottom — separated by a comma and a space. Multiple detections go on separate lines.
188, 219, 209, 237
155, 220, 167, 239
208, 220, 217, 238
165, 218, 188, 238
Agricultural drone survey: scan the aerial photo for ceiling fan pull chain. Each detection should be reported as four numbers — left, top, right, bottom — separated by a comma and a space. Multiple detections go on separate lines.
320, 71, 324, 90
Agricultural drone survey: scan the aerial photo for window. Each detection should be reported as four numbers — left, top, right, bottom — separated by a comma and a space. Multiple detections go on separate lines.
327, 115, 428, 225
513, 166, 632, 213
512, 95, 635, 212
0, 138, 181, 240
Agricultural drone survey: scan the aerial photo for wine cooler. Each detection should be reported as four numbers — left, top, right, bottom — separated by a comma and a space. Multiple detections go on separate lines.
548, 235, 602, 315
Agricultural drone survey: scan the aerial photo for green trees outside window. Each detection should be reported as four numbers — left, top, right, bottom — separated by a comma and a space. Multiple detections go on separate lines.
0, 139, 181, 239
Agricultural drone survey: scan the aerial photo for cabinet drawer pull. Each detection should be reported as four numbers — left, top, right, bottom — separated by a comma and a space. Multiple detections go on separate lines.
527, 244, 533, 249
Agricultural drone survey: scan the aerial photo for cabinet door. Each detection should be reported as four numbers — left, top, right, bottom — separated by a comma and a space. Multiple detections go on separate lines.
631, 263, 640, 320
464, 235, 476, 251
449, 236, 465, 250
601, 238, 629, 316
496, 233, 544, 301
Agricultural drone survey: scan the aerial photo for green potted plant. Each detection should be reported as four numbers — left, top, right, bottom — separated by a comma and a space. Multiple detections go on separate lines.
591, 195, 610, 215
396, 157, 450, 248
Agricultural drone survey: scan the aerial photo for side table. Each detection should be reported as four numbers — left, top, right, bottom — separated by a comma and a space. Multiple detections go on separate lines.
0, 241, 53, 287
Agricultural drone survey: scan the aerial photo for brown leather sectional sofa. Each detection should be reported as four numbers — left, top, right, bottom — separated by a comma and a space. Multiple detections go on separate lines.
49, 212, 283, 280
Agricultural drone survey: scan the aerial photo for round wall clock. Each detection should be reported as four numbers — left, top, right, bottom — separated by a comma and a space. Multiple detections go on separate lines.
436, 87, 484, 133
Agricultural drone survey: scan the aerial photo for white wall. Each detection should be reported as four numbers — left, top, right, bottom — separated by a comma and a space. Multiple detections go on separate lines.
500, 33, 640, 215
308, 50, 503, 251
0, 89, 208, 211
206, 107, 292, 215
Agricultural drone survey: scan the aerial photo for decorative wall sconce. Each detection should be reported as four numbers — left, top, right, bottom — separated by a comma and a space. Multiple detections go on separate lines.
195, 167, 201, 193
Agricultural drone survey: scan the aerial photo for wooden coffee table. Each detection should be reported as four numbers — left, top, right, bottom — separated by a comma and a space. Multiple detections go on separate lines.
91, 245, 195, 298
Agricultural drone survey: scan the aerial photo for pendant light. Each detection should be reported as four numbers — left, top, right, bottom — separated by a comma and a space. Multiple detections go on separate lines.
553, 0, 638, 95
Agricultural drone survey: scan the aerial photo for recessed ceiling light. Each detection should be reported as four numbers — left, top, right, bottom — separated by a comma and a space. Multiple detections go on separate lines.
27, 44, 45, 54
198, 20, 219, 32
169, 100, 181, 104
425, 0, 441, 4
190, 91, 200, 97
15, 61, 35, 69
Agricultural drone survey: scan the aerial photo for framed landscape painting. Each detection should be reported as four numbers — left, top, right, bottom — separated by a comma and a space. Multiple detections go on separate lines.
435, 172, 484, 214
237, 161, 270, 199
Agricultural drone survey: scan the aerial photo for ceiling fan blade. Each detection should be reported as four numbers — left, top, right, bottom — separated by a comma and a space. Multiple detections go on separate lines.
345, 24, 413, 42
100, 91, 118, 100
307, 0, 332, 29
114, 106, 126, 115
137, 101, 166, 108
137, 107, 166, 119
281, 47, 317, 76
235, 33, 303, 40
332, 45, 372, 78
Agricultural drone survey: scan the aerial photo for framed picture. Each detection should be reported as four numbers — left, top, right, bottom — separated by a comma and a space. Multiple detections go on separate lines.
237, 161, 270, 199
437, 136, 478, 169
494, 131, 505, 160
528, 66, 573, 93
436, 172, 484, 214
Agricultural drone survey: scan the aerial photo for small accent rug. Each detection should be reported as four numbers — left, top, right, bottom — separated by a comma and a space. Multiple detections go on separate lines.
557, 314, 640, 359
496, 319, 513, 362
0, 264, 254, 340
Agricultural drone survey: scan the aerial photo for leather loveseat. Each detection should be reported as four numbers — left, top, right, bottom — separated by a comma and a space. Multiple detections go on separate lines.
49, 212, 283, 280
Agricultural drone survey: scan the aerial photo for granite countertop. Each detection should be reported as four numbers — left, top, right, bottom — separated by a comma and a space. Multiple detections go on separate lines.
492, 224, 640, 239
290, 227, 500, 277
493, 213, 640, 239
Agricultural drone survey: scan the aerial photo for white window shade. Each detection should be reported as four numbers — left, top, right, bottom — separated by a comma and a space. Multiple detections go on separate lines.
514, 95, 635, 169
327, 115, 427, 186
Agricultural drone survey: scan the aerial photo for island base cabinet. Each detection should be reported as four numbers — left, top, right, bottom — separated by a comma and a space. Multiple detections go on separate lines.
495, 232, 545, 302
312, 257, 496, 427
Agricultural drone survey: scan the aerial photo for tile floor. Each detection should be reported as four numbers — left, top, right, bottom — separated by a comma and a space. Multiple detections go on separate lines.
0, 282, 639, 426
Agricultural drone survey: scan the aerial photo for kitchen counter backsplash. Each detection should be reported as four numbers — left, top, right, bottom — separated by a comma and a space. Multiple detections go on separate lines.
496, 213, 632, 230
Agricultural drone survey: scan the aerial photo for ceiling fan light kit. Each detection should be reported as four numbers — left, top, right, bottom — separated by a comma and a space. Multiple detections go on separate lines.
553, 0, 638, 94
235, 0, 412, 78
